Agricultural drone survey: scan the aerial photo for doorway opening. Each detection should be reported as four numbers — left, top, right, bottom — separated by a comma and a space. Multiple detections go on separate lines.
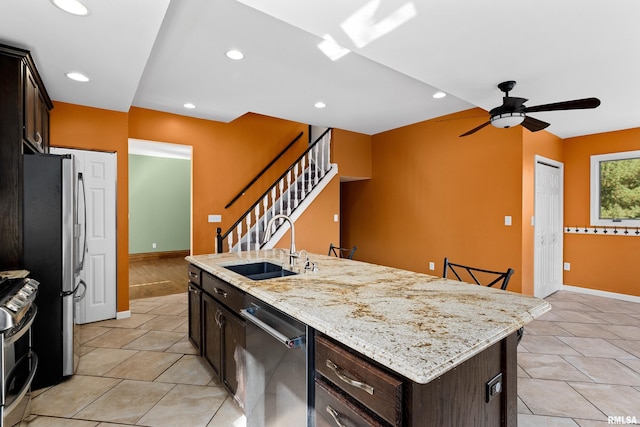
128, 139, 192, 299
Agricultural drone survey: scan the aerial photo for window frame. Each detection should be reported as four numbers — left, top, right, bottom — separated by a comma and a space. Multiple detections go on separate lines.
590, 150, 640, 227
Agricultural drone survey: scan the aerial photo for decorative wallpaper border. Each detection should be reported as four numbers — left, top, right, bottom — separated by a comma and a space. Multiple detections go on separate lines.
564, 226, 640, 236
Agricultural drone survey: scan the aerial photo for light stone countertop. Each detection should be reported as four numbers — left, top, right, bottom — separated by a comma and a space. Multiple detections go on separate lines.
187, 250, 550, 384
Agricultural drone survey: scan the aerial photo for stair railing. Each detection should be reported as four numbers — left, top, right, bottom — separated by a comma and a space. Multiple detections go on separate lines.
225, 131, 303, 209
216, 128, 332, 253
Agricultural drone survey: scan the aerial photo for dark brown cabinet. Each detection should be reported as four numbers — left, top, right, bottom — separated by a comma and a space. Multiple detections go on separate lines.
187, 265, 202, 353
315, 332, 519, 427
0, 44, 53, 270
193, 268, 246, 407
24, 64, 50, 152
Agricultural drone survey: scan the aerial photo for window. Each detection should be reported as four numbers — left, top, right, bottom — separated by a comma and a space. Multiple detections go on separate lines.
590, 150, 640, 226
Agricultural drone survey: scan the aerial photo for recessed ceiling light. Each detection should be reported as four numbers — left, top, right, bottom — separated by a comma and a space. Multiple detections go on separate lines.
433, 91, 447, 99
65, 72, 90, 82
314, 102, 326, 109
184, 103, 196, 109
51, 0, 89, 16
225, 50, 244, 60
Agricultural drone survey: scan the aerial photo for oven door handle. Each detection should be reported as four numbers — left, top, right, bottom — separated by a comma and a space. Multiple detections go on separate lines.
4, 352, 38, 418
240, 307, 305, 349
4, 304, 38, 346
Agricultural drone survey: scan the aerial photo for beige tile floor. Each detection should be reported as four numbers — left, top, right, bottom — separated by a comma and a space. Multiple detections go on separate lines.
518, 291, 640, 426
28, 293, 247, 427
27, 290, 640, 426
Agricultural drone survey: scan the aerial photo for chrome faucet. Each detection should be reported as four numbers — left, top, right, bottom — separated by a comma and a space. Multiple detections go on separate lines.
263, 214, 298, 266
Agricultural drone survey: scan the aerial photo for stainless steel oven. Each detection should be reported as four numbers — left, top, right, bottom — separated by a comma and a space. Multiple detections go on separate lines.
0, 277, 39, 427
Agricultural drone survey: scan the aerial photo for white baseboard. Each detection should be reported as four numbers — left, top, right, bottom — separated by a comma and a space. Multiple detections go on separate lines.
562, 285, 640, 304
116, 310, 132, 320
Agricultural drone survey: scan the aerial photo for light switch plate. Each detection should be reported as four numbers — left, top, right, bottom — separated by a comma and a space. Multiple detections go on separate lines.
208, 214, 222, 223
564, 262, 571, 271
504, 216, 512, 226
429, 262, 435, 271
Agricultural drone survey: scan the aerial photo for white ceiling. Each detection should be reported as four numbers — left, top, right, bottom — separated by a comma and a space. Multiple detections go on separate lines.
2, 0, 639, 139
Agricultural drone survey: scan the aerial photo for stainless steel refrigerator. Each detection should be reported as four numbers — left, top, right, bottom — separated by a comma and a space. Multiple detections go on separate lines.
23, 153, 87, 389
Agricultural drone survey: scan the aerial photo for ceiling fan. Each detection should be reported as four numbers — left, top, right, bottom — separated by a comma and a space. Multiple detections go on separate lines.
460, 81, 601, 137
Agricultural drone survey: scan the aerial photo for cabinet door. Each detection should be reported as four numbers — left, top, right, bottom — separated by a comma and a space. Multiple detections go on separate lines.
23, 64, 48, 152
202, 293, 222, 379
221, 306, 245, 406
188, 284, 202, 354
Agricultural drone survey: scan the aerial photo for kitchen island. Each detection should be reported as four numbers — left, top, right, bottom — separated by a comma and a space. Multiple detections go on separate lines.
187, 250, 550, 426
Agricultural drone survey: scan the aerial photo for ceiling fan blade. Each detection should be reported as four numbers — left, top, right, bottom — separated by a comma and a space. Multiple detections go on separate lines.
524, 97, 601, 113
521, 116, 550, 132
459, 121, 491, 137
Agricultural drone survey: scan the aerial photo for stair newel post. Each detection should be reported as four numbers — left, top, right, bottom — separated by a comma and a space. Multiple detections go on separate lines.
216, 227, 222, 254
253, 204, 260, 250
278, 179, 284, 220
300, 157, 306, 200
236, 222, 243, 252
286, 170, 292, 219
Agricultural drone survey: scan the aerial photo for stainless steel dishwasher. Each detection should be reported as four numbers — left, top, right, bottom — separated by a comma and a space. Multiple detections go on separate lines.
241, 295, 313, 427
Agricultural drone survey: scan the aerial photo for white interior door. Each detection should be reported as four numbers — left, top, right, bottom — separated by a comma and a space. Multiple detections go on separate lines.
52, 147, 117, 323
534, 157, 563, 298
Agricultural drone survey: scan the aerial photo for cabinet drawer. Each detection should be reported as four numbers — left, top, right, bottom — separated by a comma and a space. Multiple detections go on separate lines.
188, 264, 202, 286
202, 272, 245, 314
316, 335, 403, 427
316, 378, 386, 427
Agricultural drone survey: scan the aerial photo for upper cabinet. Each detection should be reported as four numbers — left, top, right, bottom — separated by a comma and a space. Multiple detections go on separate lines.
0, 43, 53, 270
24, 63, 51, 152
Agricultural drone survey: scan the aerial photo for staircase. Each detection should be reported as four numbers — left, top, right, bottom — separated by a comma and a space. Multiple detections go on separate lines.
216, 129, 337, 253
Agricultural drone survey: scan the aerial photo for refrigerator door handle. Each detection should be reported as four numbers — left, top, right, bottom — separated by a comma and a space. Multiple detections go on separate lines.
75, 172, 88, 275
74, 280, 87, 302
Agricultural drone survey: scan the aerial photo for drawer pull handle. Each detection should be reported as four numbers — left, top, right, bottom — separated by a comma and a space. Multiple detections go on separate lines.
326, 359, 374, 395
213, 287, 228, 297
189, 271, 198, 279
188, 285, 200, 295
326, 406, 348, 427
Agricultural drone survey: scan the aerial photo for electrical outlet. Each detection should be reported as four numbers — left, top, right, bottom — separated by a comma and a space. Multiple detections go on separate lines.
486, 373, 503, 403
564, 262, 571, 271
333, 214, 339, 222
429, 262, 435, 271
152, 243, 157, 249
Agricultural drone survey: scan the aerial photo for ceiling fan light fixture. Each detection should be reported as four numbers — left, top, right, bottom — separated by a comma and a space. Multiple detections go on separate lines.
491, 112, 525, 129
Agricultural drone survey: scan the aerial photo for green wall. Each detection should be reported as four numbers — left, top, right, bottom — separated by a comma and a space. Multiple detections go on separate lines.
129, 154, 190, 254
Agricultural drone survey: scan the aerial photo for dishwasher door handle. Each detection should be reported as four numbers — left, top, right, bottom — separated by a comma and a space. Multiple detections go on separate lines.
240, 307, 305, 349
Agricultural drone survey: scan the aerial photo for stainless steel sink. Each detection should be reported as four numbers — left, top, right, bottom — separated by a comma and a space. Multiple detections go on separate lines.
224, 262, 297, 281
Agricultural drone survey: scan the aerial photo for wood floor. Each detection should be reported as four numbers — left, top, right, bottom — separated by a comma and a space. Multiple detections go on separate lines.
129, 255, 189, 300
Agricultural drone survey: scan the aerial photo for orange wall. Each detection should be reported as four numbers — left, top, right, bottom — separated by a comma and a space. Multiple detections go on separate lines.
563, 128, 640, 296
332, 129, 372, 179
50, 102, 130, 311
128, 108, 309, 255
341, 109, 528, 289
